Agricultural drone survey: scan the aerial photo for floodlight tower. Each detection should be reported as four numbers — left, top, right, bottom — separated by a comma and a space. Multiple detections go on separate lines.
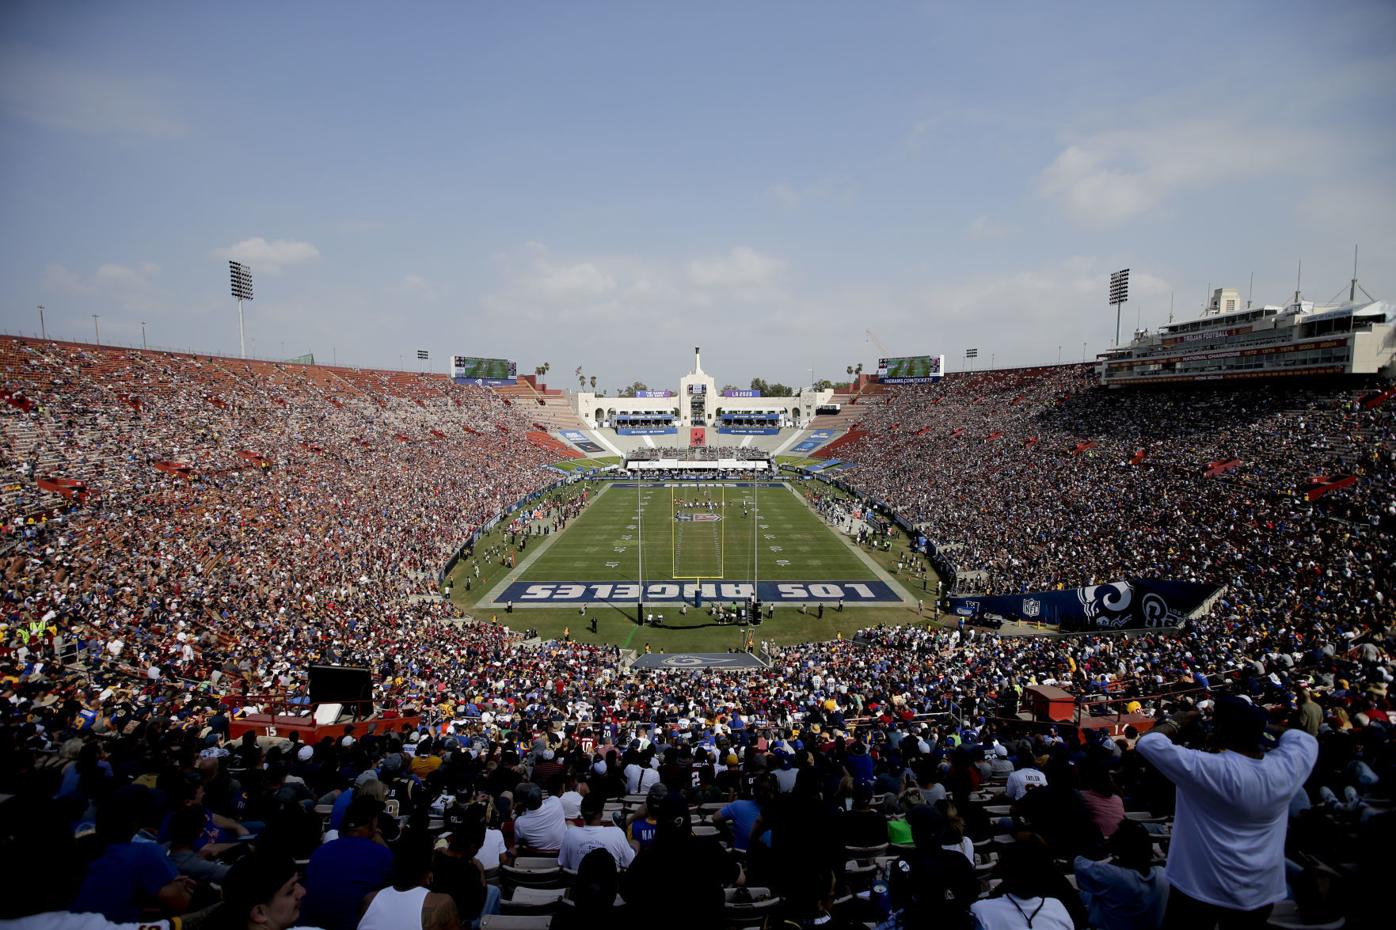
1109, 269, 1130, 347
229, 261, 254, 358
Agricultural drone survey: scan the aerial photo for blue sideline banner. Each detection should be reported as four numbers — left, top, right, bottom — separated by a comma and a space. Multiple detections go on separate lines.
949, 578, 1218, 631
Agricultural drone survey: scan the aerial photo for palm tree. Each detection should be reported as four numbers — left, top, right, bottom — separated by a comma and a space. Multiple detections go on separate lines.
589, 375, 597, 391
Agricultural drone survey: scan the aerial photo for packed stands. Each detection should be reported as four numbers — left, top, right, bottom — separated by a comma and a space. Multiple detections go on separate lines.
0, 339, 1391, 928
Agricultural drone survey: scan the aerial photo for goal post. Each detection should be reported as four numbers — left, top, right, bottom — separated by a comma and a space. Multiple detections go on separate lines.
672, 483, 724, 580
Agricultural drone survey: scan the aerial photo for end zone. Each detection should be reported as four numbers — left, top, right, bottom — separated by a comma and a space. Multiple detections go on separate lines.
491, 579, 901, 605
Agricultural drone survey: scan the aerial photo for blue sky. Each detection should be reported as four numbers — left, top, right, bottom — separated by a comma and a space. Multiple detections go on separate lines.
1, 1, 1393, 388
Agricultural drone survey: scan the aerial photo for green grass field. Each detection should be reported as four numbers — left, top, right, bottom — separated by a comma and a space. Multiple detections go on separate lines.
550, 457, 621, 473
447, 477, 938, 651
518, 480, 877, 584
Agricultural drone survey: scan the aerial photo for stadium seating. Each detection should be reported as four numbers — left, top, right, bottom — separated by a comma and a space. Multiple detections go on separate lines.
1, 336, 1391, 928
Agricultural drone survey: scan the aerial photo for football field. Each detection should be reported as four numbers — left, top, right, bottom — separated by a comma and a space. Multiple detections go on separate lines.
489, 480, 907, 606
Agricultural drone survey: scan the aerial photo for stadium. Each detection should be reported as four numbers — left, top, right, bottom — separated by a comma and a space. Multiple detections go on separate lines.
3, 6, 1395, 930
4, 296, 1395, 925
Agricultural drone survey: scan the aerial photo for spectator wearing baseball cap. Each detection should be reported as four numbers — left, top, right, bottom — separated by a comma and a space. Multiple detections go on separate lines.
511, 782, 566, 854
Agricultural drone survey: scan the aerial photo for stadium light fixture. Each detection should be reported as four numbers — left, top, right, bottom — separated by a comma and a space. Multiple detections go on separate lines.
229, 261, 254, 358
965, 347, 978, 373
1109, 268, 1130, 346
637, 477, 644, 623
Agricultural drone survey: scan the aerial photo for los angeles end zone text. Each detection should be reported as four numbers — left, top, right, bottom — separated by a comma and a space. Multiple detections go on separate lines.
498, 580, 901, 604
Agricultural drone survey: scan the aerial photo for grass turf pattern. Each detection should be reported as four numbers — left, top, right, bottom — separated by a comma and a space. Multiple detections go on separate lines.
518, 480, 877, 585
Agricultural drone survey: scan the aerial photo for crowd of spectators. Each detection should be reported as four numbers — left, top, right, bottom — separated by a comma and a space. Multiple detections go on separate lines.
0, 339, 1392, 927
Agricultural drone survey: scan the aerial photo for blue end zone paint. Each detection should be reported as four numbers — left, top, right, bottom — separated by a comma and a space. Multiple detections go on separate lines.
496, 579, 901, 604
790, 429, 834, 453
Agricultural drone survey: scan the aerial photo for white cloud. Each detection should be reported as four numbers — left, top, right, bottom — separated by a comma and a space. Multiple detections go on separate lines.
767, 178, 855, 209
0, 44, 186, 139
96, 261, 160, 289
399, 274, 439, 302
686, 246, 786, 289
210, 237, 321, 274
41, 261, 162, 312
1037, 119, 1317, 226
42, 263, 95, 296
537, 261, 616, 299
967, 216, 1015, 240
470, 246, 1177, 382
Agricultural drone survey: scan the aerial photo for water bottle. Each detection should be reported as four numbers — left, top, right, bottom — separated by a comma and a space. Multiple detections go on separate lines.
871, 879, 890, 918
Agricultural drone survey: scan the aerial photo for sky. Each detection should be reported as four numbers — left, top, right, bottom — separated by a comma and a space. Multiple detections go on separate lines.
1, 1, 1393, 390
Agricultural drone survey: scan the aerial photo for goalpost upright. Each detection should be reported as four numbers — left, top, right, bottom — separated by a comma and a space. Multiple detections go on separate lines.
672, 481, 723, 581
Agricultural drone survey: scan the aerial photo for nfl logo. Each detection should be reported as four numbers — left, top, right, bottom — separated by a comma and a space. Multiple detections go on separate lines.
1021, 598, 1041, 619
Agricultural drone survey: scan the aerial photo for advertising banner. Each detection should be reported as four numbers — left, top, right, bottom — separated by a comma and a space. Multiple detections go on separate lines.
948, 578, 1218, 631
791, 429, 834, 453
560, 429, 604, 453
451, 355, 517, 386
877, 355, 945, 385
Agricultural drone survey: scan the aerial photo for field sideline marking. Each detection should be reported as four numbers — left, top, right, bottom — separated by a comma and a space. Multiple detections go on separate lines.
781, 480, 919, 606
485, 479, 912, 607
474, 481, 614, 606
